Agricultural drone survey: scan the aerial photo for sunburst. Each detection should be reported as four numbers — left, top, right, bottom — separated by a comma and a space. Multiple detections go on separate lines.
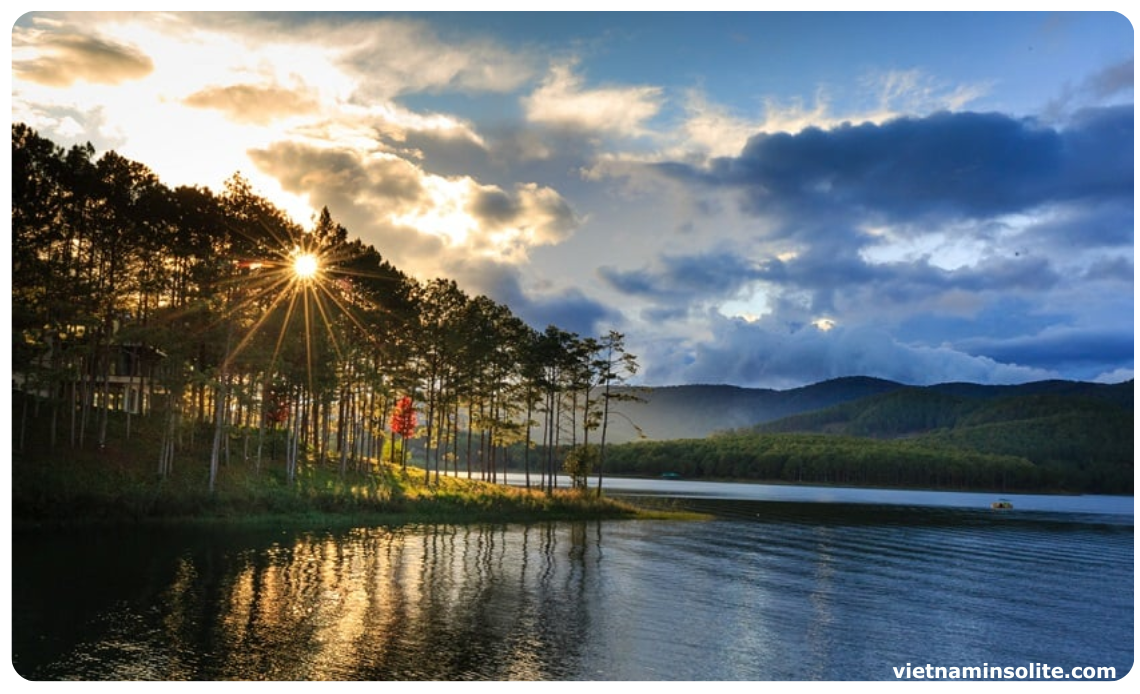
293, 252, 320, 280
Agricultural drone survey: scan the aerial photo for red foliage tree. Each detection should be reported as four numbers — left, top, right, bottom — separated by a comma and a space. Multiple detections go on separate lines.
389, 395, 417, 468
264, 384, 291, 425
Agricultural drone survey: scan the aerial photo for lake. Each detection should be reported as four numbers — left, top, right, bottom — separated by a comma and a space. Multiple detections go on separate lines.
10, 480, 1133, 680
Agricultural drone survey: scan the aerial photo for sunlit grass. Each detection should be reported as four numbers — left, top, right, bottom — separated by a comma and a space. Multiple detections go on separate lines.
11, 401, 698, 527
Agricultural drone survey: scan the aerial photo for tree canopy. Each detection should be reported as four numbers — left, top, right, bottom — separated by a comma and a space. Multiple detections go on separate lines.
11, 123, 637, 493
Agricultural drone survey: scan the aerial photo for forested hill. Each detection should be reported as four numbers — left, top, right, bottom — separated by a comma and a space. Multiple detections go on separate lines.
747, 379, 1133, 438
604, 377, 1132, 444
738, 379, 1135, 492
601, 378, 1133, 494
603, 376, 904, 443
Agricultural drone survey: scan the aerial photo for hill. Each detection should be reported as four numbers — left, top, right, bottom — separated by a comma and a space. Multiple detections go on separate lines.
604, 376, 904, 443
749, 380, 1131, 434
737, 379, 1134, 493
597, 377, 1132, 494
748, 380, 1133, 437
603, 376, 1132, 443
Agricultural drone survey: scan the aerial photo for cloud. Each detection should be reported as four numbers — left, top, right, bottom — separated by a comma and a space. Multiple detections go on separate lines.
641, 315, 1057, 390
954, 326, 1134, 374
251, 140, 424, 216
182, 81, 320, 125
600, 236, 1067, 330
249, 138, 580, 270
445, 257, 619, 337
12, 18, 154, 87
177, 13, 536, 100
599, 250, 763, 303
327, 16, 536, 99
666, 69, 990, 165
476, 183, 578, 246
1081, 256, 1133, 283
1044, 58, 1134, 121
674, 90, 769, 161
1008, 199, 1134, 253
523, 62, 663, 136
1078, 58, 1134, 101
858, 69, 992, 122
665, 106, 1133, 223
248, 138, 601, 337
1093, 368, 1134, 385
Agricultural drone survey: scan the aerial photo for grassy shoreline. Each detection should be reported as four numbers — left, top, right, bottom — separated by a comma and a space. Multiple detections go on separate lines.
12, 450, 704, 530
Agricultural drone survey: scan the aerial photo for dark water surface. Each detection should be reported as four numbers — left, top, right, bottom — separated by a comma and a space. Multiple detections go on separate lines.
11, 489, 1133, 680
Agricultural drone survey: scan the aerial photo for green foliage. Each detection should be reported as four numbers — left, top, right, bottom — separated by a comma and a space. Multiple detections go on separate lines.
617, 385, 1134, 494
563, 444, 599, 489
602, 433, 1042, 492
919, 410, 1133, 493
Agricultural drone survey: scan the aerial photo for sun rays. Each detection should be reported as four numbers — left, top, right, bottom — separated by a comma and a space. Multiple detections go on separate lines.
213, 228, 373, 399
293, 251, 320, 280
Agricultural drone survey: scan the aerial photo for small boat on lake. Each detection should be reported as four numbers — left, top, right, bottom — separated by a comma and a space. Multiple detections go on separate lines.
991, 499, 1014, 510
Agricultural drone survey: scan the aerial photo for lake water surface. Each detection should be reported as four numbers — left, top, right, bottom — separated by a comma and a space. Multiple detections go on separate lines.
11, 481, 1133, 680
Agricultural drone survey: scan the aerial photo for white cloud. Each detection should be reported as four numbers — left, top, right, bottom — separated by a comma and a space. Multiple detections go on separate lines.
317, 16, 536, 99
12, 16, 154, 87
250, 140, 579, 269
523, 62, 663, 136
673, 89, 767, 160
1092, 368, 1134, 384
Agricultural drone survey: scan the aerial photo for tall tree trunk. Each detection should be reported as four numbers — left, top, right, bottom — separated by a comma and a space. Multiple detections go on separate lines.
209, 324, 233, 493
523, 394, 533, 490
208, 379, 226, 493
596, 381, 611, 498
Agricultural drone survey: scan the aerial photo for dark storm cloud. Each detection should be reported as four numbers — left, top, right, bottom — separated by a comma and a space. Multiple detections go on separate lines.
1009, 199, 1134, 252
663, 106, 1133, 223
955, 327, 1135, 373
642, 306, 692, 323
895, 299, 1064, 345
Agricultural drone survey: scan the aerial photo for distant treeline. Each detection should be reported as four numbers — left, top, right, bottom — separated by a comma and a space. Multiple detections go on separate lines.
601, 434, 1038, 491
599, 387, 1134, 494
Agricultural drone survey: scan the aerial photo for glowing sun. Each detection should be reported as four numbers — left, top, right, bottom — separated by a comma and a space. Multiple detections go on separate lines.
293, 253, 319, 279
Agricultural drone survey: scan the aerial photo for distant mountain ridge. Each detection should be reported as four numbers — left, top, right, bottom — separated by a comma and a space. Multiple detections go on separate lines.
749, 381, 1133, 437
599, 377, 1133, 493
604, 377, 1132, 444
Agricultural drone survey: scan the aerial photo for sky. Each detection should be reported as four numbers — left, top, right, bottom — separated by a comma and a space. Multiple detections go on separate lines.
8, 8, 1136, 390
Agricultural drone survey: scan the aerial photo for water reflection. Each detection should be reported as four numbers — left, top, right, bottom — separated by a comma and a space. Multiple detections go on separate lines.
15, 523, 610, 680
12, 505, 1133, 681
